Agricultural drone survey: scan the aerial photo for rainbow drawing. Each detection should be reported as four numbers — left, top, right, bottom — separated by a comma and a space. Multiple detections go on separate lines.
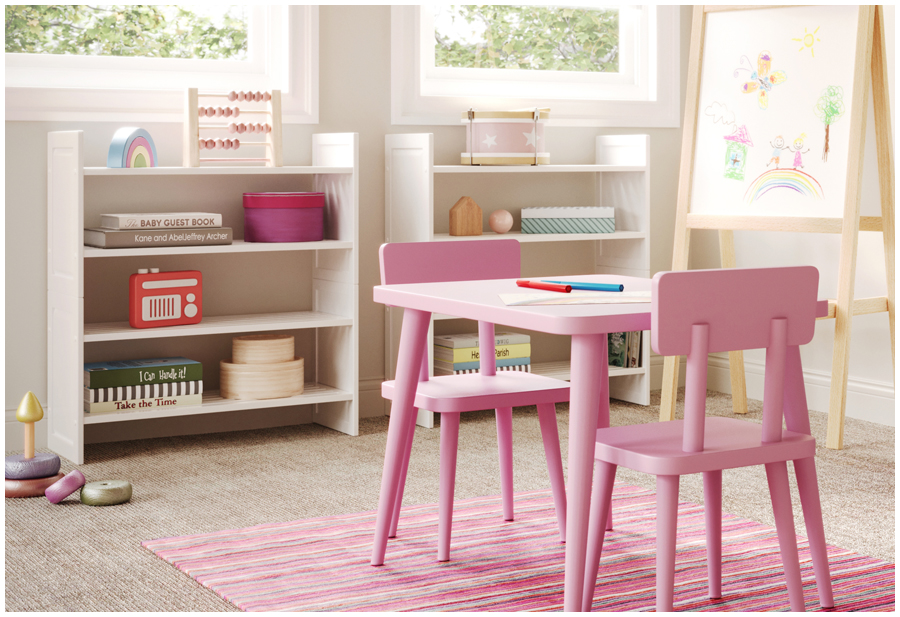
743, 168, 824, 203
107, 128, 158, 168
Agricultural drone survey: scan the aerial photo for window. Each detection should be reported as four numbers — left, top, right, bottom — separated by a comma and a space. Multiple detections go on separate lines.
392, 4, 679, 127
5, 5, 318, 122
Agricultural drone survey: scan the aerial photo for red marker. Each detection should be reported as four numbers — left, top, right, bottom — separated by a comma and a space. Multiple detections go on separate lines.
516, 279, 572, 293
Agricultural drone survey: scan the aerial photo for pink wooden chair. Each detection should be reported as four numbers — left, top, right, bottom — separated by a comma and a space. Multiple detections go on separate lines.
380, 239, 568, 561
582, 266, 834, 612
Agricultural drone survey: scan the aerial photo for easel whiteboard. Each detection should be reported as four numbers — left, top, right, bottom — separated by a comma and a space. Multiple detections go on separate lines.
691, 5, 860, 218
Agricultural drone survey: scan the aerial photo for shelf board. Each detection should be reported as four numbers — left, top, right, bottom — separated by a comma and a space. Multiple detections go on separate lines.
84, 239, 353, 258
432, 231, 646, 243
84, 166, 353, 177
83, 384, 352, 424
532, 360, 646, 381
434, 164, 646, 174
84, 311, 353, 342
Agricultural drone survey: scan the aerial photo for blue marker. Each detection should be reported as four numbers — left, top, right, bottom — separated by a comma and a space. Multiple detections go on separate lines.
541, 280, 624, 292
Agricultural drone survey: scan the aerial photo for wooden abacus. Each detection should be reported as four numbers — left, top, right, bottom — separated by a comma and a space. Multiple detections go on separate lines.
183, 88, 283, 167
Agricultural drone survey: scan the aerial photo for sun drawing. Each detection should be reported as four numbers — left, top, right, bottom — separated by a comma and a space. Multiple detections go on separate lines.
792, 26, 820, 57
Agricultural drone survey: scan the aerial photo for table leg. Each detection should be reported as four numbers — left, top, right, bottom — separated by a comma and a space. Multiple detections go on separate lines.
564, 333, 606, 611
371, 308, 431, 566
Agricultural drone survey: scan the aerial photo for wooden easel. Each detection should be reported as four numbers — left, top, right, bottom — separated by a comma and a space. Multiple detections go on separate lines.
660, 5, 894, 450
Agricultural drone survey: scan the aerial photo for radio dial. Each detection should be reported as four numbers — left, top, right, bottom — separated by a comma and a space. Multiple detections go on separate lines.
184, 303, 198, 318
137, 268, 149, 274
150, 268, 160, 273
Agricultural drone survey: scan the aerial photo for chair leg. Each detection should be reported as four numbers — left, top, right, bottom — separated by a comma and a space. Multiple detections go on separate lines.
703, 470, 722, 599
794, 457, 835, 608
537, 402, 567, 542
656, 475, 680, 613
438, 413, 461, 562
765, 461, 806, 612
495, 406, 515, 522
389, 407, 419, 538
581, 460, 617, 612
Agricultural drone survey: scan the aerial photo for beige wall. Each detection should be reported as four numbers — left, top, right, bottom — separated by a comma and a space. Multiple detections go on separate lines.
5, 6, 893, 448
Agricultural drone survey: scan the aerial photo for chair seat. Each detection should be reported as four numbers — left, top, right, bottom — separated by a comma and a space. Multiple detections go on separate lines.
595, 416, 816, 476
382, 371, 569, 413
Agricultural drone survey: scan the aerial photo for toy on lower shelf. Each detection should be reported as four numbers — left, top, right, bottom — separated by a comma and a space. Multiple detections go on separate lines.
220, 334, 304, 400
5, 392, 62, 498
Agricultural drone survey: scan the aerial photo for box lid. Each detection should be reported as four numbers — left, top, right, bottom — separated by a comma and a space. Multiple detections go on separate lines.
460, 108, 550, 122
243, 192, 325, 209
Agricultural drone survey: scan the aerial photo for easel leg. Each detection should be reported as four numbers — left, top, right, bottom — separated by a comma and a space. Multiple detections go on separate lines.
660, 356, 680, 421
719, 230, 748, 414
872, 5, 896, 372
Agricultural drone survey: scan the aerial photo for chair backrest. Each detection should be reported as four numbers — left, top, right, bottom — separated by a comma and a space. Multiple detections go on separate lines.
651, 266, 819, 452
379, 239, 520, 285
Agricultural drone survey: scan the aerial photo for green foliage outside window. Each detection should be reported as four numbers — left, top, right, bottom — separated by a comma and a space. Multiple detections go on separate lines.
434, 5, 619, 73
5, 5, 248, 60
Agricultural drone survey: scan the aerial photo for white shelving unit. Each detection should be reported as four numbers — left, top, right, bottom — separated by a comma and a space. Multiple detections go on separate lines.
47, 131, 359, 464
384, 133, 650, 428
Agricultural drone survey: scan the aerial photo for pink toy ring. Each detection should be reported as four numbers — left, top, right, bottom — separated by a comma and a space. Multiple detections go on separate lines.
46, 469, 86, 504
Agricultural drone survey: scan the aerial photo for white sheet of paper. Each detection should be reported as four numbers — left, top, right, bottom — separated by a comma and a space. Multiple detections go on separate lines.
499, 290, 651, 306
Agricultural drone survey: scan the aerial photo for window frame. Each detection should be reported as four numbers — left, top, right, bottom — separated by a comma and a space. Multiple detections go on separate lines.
4, 5, 318, 123
391, 4, 680, 127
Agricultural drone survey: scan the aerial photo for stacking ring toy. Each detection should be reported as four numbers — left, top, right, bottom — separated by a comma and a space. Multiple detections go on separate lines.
46, 469, 87, 504
6, 473, 65, 498
5, 452, 60, 480
81, 480, 132, 506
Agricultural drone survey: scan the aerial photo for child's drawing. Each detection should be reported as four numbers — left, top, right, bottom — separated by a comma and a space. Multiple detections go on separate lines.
790, 134, 810, 169
705, 101, 736, 127
792, 26, 821, 57
723, 125, 753, 181
744, 168, 824, 204
815, 86, 845, 161
735, 51, 787, 110
767, 136, 789, 168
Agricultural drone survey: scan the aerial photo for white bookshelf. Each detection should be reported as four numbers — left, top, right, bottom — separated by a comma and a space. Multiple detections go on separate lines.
47, 131, 360, 464
384, 133, 651, 428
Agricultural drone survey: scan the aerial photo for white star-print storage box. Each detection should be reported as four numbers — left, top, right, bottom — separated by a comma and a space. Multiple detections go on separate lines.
461, 108, 549, 165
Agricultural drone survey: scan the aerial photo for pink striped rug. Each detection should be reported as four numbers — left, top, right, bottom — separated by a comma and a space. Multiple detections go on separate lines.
143, 484, 894, 611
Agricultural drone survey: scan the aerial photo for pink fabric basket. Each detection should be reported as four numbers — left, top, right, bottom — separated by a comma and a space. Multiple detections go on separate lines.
243, 192, 325, 242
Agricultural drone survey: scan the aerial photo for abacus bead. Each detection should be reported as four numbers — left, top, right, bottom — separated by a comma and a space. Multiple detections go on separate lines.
206, 139, 216, 149
236, 123, 245, 134
227, 90, 237, 101
246, 123, 255, 134
228, 122, 237, 133
255, 91, 263, 102
206, 106, 216, 116
223, 139, 232, 150
199, 139, 206, 150
216, 139, 225, 149
263, 92, 271, 102
198, 107, 206, 117
224, 107, 232, 118
237, 91, 246, 101
264, 123, 272, 133
233, 107, 240, 118
233, 139, 240, 149
257, 123, 265, 133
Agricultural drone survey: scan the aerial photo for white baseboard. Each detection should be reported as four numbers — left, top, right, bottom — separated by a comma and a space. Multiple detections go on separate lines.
649, 354, 895, 427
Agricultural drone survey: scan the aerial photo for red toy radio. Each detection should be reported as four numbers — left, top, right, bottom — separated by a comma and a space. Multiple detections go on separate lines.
129, 268, 202, 329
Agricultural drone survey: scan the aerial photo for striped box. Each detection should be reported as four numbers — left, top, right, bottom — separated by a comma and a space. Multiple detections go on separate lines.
84, 380, 203, 404
521, 207, 615, 234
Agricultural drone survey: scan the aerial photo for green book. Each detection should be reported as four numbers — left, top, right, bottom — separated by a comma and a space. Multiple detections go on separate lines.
84, 357, 202, 389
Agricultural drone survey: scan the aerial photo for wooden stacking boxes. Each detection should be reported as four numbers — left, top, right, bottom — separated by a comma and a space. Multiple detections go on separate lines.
220, 334, 304, 400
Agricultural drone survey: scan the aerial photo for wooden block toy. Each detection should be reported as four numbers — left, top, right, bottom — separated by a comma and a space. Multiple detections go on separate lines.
6, 473, 65, 498
107, 127, 158, 168
449, 196, 483, 236
46, 469, 87, 504
129, 268, 202, 329
232, 334, 296, 364
183, 88, 283, 167
81, 480, 132, 506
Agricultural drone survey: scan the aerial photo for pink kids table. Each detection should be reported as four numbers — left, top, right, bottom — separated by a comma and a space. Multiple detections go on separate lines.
372, 273, 652, 611
372, 272, 829, 610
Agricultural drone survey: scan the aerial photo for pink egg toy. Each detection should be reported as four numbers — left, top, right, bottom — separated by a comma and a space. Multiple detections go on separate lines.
489, 209, 514, 234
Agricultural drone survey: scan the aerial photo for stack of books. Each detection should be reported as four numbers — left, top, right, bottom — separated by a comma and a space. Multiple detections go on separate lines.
83, 357, 203, 414
433, 331, 531, 376
84, 212, 232, 249
608, 331, 643, 369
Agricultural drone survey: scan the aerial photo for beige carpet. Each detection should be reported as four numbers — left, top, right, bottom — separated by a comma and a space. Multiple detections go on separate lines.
5, 390, 894, 612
